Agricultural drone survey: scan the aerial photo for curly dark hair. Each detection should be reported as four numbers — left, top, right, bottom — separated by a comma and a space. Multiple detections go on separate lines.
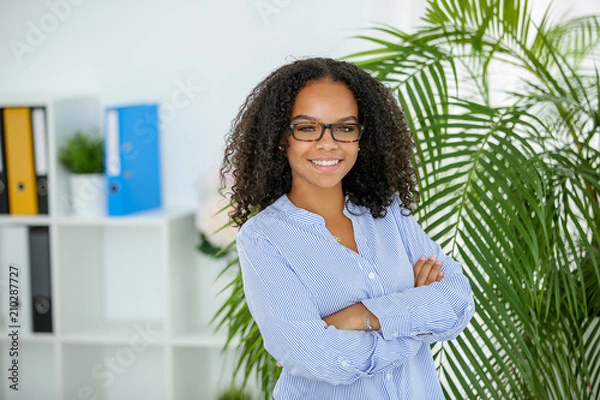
221, 57, 419, 226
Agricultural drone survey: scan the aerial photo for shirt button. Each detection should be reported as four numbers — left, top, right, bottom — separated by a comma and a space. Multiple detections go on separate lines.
368, 272, 375, 279
386, 372, 392, 381
341, 360, 350, 367
392, 330, 398, 338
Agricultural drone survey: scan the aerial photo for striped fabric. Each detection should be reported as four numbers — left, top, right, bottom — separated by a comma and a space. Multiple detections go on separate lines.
237, 194, 475, 399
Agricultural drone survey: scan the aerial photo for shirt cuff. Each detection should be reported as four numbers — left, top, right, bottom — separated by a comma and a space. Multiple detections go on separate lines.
362, 284, 457, 340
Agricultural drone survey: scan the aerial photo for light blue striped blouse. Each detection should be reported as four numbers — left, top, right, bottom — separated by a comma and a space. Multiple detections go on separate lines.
237, 194, 475, 399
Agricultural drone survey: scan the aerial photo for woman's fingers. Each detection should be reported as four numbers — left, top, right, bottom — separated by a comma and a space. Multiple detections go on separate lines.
436, 271, 444, 282
414, 256, 435, 286
426, 260, 443, 285
414, 256, 443, 287
413, 256, 426, 282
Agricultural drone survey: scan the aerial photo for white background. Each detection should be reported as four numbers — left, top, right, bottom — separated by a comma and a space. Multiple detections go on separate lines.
0, 0, 598, 209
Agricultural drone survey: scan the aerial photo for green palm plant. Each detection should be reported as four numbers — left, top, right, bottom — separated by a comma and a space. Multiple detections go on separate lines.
347, 0, 600, 398
213, 0, 600, 398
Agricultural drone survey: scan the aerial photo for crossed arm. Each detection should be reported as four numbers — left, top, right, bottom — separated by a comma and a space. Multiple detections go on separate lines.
322, 256, 444, 331
238, 221, 473, 384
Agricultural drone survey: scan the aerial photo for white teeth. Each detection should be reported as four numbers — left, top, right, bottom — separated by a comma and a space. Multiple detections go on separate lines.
312, 159, 340, 166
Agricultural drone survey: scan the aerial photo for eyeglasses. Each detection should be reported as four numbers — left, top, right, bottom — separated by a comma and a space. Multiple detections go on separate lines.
289, 122, 364, 143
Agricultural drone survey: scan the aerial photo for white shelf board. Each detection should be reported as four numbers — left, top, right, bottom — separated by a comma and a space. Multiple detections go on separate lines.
61, 333, 167, 346
0, 215, 52, 226
171, 328, 233, 348
54, 208, 193, 227
0, 331, 56, 344
0, 209, 194, 227
60, 322, 166, 346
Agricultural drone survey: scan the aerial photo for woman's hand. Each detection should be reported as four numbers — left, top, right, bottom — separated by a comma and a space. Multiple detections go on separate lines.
413, 255, 444, 287
323, 302, 381, 331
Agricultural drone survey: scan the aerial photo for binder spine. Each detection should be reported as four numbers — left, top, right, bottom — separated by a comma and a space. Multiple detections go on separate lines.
105, 104, 162, 216
28, 226, 53, 333
105, 109, 124, 215
32, 107, 49, 214
0, 226, 32, 334
3, 107, 38, 215
0, 109, 9, 213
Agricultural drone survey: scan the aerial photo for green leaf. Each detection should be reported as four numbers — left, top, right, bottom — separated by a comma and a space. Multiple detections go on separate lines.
58, 130, 104, 174
211, 1, 600, 398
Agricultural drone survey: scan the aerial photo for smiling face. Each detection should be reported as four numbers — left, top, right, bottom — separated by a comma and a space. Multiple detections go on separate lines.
286, 79, 360, 199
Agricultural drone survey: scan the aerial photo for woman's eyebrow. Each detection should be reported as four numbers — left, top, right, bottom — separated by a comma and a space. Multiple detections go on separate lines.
290, 114, 359, 122
290, 114, 316, 121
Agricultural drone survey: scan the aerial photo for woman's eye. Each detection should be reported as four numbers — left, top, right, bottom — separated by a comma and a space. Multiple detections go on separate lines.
336, 125, 355, 132
298, 125, 317, 132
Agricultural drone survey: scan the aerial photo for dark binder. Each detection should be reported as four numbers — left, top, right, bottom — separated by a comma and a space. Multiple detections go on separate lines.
0, 109, 8, 213
31, 107, 49, 214
28, 226, 53, 332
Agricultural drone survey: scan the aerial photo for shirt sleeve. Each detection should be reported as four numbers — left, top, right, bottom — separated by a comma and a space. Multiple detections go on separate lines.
361, 203, 475, 344
237, 227, 424, 386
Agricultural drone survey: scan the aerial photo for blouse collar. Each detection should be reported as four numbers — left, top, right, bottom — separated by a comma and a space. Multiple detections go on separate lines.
272, 194, 366, 226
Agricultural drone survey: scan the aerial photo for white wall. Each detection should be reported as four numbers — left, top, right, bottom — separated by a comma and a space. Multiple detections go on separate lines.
0, 0, 598, 209
0, 0, 422, 209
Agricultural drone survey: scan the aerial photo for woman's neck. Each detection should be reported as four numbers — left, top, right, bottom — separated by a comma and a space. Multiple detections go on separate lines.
287, 185, 346, 219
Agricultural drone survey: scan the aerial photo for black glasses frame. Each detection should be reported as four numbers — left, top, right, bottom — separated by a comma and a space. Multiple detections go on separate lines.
289, 122, 365, 143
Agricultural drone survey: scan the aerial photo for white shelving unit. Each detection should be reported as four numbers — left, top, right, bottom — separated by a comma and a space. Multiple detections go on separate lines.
0, 97, 246, 399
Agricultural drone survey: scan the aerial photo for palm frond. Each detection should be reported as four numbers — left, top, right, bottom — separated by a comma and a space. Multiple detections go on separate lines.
212, 1, 600, 399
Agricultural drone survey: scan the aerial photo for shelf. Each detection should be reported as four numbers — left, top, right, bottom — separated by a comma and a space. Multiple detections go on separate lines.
0, 97, 239, 399
56, 225, 167, 336
171, 329, 230, 348
172, 347, 256, 400
62, 343, 167, 400
0, 215, 52, 226
54, 208, 193, 227
1, 341, 58, 400
0, 332, 56, 344
60, 322, 166, 346
0, 209, 192, 226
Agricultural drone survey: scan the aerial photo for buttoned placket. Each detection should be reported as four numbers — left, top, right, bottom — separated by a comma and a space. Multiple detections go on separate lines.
345, 210, 405, 396
345, 212, 386, 298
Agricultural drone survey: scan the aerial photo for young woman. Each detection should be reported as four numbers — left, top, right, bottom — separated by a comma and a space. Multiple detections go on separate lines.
221, 57, 474, 399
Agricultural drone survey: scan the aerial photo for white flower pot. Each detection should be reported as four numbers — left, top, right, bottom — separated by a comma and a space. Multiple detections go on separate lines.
68, 173, 106, 217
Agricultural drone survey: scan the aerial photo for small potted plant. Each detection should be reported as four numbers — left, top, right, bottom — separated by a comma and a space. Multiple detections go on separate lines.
58, 129, 106, 216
